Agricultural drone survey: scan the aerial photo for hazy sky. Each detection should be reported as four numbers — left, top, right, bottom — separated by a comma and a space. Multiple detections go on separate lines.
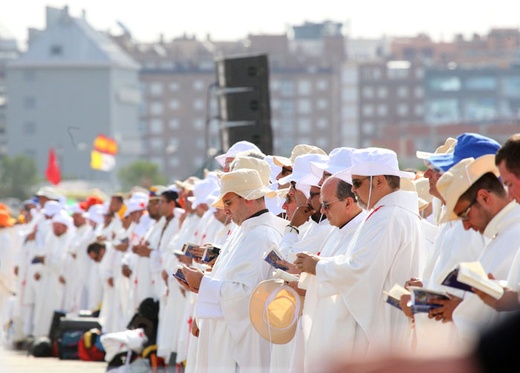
1, 0, 519, 48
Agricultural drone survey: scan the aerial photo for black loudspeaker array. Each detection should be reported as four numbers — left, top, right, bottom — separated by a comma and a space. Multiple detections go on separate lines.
215, 54, 273, 155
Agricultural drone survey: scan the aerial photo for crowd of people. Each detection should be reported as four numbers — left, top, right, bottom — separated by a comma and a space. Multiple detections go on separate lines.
0, 132, 519, 372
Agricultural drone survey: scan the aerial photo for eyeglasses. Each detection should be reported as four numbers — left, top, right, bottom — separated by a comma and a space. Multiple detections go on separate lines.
352, 176, 370, 189
458, 197, 478, 220
223, 195, 241, 208
321, 199, 342, 210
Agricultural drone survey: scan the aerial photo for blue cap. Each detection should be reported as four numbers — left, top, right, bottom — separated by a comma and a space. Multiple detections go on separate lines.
427, 133, 501, 172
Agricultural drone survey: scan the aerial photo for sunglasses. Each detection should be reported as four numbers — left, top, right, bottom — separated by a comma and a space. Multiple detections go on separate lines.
321, 199, 341, 210
352, 176, 370, 189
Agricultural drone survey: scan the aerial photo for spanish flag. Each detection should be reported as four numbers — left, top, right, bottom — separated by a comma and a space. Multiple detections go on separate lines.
91, 135, 118, 171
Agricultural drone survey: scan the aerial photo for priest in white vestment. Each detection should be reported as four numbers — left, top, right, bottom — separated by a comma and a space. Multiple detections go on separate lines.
180, 169, 287, 372
295, 148, 423, 368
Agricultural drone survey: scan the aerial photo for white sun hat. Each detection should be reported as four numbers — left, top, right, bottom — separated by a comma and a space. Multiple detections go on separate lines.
230, 156, 272, 186
215, 141, 262, 167
310, 147, 356, 178
273, 144, 327, 168
278, 154, 329, 186
416, 137, 457, 160
334, 147, 415, 184
187, 173, 221, 208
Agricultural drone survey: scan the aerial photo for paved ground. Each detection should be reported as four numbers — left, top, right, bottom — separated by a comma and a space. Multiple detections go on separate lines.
0, 346, 107, 372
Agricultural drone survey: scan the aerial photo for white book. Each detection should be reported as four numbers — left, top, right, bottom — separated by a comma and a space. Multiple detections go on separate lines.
441, 261, 504, 300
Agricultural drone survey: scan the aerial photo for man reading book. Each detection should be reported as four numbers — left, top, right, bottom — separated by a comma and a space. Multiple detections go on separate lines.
434, 154, 520, 344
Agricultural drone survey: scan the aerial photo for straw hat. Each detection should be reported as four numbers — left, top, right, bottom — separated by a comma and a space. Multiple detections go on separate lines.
273, 144, 326, 168
174, 176, 200, 192
436, 154, 499, 223
250, 279, 301, 344
212, 169, 276, 209
334, 147, 415, 184
231, 156, 272, 186
400, 178, 429, 211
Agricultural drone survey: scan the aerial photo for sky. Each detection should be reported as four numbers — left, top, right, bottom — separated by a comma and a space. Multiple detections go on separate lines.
1, 0, 519, 49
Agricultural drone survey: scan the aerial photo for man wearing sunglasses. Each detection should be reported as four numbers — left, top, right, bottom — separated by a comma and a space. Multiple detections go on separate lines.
433, 155, 520, 346
295, 147, 423, 362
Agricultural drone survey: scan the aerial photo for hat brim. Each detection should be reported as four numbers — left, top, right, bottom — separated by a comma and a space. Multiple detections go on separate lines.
212, 187, 277, 209
273, 156, 291, 168
334, 163, 415, 184
249, 279, 300, 345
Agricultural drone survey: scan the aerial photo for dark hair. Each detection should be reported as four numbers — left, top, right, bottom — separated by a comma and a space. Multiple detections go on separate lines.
496, 134, 520, 178
87, 242, 105, 255
111, 195, 124, 203
459, 172, 507, 202
385, 175, 401, 190
336, 178, 356, 201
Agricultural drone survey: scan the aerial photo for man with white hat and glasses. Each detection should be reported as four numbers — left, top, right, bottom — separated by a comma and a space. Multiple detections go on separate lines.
178, 168, 286, 372
295, 147, 423, 362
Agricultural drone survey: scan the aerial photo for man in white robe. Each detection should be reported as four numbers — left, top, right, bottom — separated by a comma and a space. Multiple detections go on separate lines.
295, 148, 423, 367
32, 210, 75, 337
432, 155, 520, 345
294, 176, 366, 372
181, 169, 287, 372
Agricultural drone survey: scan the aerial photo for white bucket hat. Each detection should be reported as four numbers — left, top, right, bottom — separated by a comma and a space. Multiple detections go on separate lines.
42, 200, 62, 217
278, 154, 329, 186
36, 186, 60, 200
187, 173, 221, 208
212, 169, 277, 209
51, 209, 73, 227
124, 198, 147, 218
250, 279, 301, 345
334, 147, 415, 184
83, 204, 105, 225
310, 147, 355, 177
215, 141, 262, 167
436, 154, 499, 223
416, 137, 457, 160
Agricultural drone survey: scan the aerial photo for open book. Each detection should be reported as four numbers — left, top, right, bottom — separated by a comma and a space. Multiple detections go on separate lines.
440, 261, 504, 300
383, 284, 410, 310
263, 245, 289, 271
409, 286, 450, 314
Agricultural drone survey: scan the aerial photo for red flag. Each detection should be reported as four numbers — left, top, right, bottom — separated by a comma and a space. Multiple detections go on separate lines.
45, 148, 61, 185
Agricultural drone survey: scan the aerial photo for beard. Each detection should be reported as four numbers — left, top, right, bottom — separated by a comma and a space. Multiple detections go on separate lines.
354, 193, 367, 210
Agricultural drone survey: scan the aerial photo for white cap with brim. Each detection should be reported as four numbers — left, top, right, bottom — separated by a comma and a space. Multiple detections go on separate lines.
212, 169, 277, 209
436, 154, 499, 223
215, 141, 261, 167
83, 204, 105, 225
296, 174, 321, 199
124, 199, 147, 218
250, 279, 301, 345
68, 203, 85, 215
334, 147, 415, 185
278, 154, 329, 186
310, 147, 355, 177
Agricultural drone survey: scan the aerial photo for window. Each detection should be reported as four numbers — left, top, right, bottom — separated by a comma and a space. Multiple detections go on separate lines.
362, 87, 375, 99
414, 105, 424, 116
298, 119, 311, 133
50, 45, 63, 56
149, 138, 164, 151
151, 157, 164, 171
298, 80, 312, 95
168, 119, 180, 129
414, 87, 424, 98
316, 137, 328, 148
149, 119, 163, 134
193, 118, 204, 130
298, 100, 311, 114
169, 157, 180, 167
317, 79, 328, 90
397, 86, 408, 98
503, 77, 520, 97
169, 82, 180, 91
377, 104, 388, 116
362, 122, 375, 135
397, 104, 408, 116
193, 99, 204, 110
317, 99, 328, 110
428, 77, 461, 91
463, 98, 497, 121
425, 99, 460, 124
193, 80, 205, 91
387, 61, 410, 79
149, 82, 163, 96
362, 104, 374, 116
465, 76, 496, 90
193, 156, 203, 167
149, 102, 163, 115
169, 100, 180, 110
317, 118, 328, 129
280, 81, 294, 96
377, 87, 387, 99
